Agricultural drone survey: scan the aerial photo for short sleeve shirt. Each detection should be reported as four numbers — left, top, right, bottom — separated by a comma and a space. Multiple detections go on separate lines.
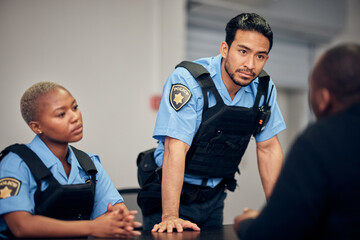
153, 54, 286, 187
0, 135, 123, 232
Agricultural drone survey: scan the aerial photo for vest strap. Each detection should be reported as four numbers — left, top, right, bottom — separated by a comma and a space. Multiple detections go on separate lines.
253, 70, 270, 109
176, 61, 224, 113
0, 144, 98, 184
70, 146, 97, 182
1, 144, 52, 183
176, 61, 209, 79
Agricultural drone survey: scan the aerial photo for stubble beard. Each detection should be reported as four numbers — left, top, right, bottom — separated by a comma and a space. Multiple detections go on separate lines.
224, 61, 256, 87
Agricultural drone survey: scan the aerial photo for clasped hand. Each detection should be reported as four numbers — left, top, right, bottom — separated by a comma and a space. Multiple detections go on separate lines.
91, 203, 142, 238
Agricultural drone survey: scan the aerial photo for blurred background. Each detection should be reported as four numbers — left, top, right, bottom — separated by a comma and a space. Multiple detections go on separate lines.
1, 0, 359, 224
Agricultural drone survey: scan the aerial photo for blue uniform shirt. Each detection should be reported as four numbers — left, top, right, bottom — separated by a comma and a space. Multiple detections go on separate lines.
153, 54, 286, 187
0, 135, 123, 233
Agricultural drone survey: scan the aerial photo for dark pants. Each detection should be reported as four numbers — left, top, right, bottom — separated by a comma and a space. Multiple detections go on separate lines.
142, 187, 227, 231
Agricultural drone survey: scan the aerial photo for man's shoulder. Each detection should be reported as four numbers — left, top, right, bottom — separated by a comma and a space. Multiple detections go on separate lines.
169, 55, 220, 88
193, 55, 221, 74
169, 56, 217, 88
172, 55, 220, 75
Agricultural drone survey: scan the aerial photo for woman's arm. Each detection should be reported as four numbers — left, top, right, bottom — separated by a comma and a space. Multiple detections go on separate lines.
4, 208, 141, 238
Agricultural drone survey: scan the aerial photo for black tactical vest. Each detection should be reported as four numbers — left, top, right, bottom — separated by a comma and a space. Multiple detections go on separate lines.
176, 61, 270, 191
0, 144, 97, 221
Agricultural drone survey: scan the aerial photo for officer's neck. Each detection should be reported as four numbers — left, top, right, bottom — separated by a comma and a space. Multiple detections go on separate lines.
221, 62, 241, 100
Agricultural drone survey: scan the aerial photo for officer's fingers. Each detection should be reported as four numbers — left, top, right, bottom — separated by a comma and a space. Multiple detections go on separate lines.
113, 219, 130, 228
117, 205, 126, 214
156, 223, 168, 233
129, 230, 141, 237
107, 208, 119, 217
151, 224, 160, 232
123, 214, 135, 223
175, 222, 184, 233
182, 221, 200, 231
156, 221, 172, 233
112, 227, 138, 238
109, 209, 126, 221
116, 229, 141, 238
133, 221, 142, 228
166, 222, 175, 233
128, 210, 138, 216
106, 203, 113, 213
124, 225, 134, 231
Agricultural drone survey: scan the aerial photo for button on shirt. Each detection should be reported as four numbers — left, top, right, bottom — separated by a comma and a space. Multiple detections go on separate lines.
153, 54, 286, 187
0, 135, 123, 232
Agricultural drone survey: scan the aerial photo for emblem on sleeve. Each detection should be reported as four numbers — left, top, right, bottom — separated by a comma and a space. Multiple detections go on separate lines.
0, 177, 21, 199
170, 84, 192, 111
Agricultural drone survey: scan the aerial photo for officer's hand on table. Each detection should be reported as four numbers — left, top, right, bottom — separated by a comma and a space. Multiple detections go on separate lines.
90, 203, 141, 238
151, 216, 200, 233
233, 208, 260, 232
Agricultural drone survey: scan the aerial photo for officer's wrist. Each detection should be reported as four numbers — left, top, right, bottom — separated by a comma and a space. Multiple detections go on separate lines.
162, 214, 179, 221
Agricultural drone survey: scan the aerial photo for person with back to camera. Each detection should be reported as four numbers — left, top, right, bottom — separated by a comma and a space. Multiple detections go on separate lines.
0, 82, 141, 238
234, 43, 360, 239
140, 12, 287, 232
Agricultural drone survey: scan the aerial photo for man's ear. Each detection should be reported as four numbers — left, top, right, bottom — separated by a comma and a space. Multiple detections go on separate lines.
317, 88, 332, 116
29, 121, 42, 135
220, 41, 229, 58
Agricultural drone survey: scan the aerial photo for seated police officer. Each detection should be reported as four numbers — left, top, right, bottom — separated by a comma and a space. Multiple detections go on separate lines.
0, 82, 141, 238
141, 13, 286, 232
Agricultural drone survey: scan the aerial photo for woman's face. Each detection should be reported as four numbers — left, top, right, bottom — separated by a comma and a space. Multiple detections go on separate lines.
32, 88, 83, 146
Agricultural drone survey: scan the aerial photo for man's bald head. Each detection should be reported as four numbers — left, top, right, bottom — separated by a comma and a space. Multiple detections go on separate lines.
309, 43, 360, 118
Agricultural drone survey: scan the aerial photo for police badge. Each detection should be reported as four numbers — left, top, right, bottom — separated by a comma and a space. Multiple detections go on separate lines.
169, 84, 192, 111
0, 177, 21, 199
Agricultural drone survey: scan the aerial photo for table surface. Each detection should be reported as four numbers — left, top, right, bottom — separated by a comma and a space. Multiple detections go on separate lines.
133, 225, 237, 240
14, 225, 238, 240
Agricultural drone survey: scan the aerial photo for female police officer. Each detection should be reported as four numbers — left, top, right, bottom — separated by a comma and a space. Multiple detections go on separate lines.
0, 82, 141, 238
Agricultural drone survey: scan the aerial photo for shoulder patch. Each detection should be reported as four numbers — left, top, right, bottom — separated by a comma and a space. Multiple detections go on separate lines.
169, 84, 192, 111
0, 177, 21, 199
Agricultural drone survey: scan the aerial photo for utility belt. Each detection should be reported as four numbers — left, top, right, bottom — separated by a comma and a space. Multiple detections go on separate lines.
137, 148, 227, 216
181, 180, 226, 205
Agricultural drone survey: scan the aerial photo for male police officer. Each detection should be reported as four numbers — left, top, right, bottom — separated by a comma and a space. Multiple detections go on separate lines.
144, 13, 286, 232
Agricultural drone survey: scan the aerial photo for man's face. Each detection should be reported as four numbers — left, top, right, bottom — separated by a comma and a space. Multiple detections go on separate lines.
222, 29, 270, 87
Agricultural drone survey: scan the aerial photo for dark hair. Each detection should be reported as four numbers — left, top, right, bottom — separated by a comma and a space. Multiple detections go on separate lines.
312, 43, 360, 106
225, 13, 273, 52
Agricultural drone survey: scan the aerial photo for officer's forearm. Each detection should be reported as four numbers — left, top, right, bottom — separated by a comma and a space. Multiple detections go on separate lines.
256, 135, 283, 200
4, 211, 92, 238
161, 137, 189, 220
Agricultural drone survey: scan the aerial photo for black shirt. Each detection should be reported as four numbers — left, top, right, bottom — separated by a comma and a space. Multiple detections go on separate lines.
237, 103, 360, 240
